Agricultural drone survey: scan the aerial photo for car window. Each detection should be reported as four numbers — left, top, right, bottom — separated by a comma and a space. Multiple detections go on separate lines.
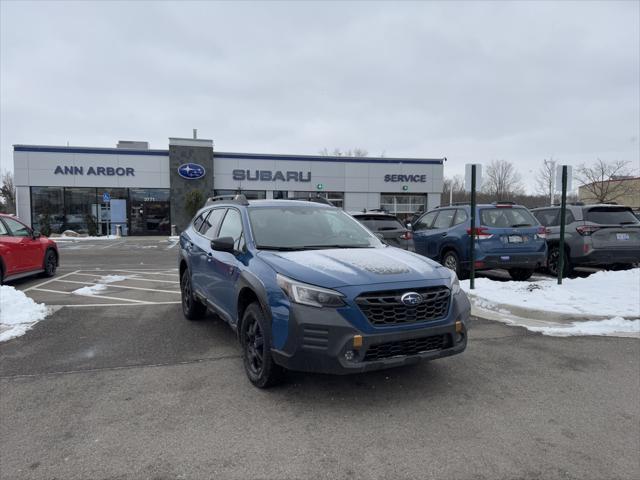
480, 208, 538, 228
452, 209, 468, 226
201, 208, 227, 239
218, 209, 244, 250
565, 210, 576, 224
533, 209, 559, 227
356, 216, 404, 231
193, 212, 206, 232
3, 217, 31, 237
584, 207, 639, 225
433, 209, 455, 229
413, 211, 438, 231
0, 220, 8, 236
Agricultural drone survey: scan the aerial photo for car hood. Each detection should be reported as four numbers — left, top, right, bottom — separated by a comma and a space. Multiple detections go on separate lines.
257, 247, 448, 288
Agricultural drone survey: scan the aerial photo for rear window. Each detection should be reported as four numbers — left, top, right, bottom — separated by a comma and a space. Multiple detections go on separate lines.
585, 207, 639, 225
355, 216, 404, 231
480, 208, 538, 228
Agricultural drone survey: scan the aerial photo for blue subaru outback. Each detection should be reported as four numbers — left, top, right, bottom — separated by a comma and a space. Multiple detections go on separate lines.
179, 195, 470, 388
412, 202, 547, 280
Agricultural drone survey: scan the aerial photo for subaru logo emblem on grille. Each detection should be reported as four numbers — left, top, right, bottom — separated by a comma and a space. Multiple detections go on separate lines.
401, 292, 423, 306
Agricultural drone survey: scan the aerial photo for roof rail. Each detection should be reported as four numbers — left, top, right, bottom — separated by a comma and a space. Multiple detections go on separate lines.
439, 202, 469, 207
205, 194, 250, 206
363, 208, 389, 213
287, 195, 335, 207
491, 201, 516, 205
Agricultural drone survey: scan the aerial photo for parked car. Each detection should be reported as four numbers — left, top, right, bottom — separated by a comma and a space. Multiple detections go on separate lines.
531, 204, 640, 276
179, 196, 469, 388
349, 210, 414, 250
0, 214, 59, 284
412, 202, 547, 281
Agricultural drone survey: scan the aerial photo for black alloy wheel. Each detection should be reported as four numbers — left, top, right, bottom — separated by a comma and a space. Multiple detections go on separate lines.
43, 250, 57, 277
241, 303, 284, 388
180, 269, 206, 320
547, 245, 573, 278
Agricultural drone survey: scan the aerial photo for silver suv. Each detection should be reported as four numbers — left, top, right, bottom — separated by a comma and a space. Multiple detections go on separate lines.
532, 204, 640, 276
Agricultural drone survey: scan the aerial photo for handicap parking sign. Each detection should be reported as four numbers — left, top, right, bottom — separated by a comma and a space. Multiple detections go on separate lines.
102, 192, 111, 203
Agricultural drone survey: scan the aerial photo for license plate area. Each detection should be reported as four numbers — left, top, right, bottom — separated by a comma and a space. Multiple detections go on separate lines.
616, 233, 630, 241
508, 235, 523, 243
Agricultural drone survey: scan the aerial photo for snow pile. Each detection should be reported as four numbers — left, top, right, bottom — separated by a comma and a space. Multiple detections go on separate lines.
72, 275, 128, 296
462, 269, 640, 318
462, 268, 640, 337
527, 318, 640, 337
53, 235, 118, 242
0, 286, 49, 341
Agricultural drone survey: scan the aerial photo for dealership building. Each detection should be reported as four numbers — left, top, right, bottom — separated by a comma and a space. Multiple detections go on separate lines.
13, 135, 445, 235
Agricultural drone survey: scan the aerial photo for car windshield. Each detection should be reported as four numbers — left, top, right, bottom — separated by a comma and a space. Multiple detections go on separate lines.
248, 206, 382, 250
585, 207, 639, 225
480, 207, 538, 228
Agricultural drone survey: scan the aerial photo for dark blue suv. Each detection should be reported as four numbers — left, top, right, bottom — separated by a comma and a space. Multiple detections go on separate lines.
412, 203, 547, 281
179, 196, 470, 388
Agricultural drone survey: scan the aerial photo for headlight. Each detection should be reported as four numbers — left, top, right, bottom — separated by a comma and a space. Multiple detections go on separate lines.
276, 274, 345, 308
447, 269, 461, 295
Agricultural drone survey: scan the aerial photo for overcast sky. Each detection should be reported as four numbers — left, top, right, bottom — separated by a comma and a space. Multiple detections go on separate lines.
1, 0, 638, 192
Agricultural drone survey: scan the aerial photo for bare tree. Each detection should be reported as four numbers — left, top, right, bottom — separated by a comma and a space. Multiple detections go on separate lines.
442, 175, 465, 205
575, 159, 637, 204
535, 158, 556, 205
0, 171, 16, 214
319, 148, 369, 157
482, 159, 524, 200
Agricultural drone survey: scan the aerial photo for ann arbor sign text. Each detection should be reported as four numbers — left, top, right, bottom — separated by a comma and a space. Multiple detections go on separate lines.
54, 166, 135, 176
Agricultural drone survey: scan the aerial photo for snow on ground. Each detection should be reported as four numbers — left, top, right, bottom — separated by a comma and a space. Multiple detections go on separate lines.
462, 268, 640, 337
72, 275, 129, 296
0, 286, 49, 342
53, 235, 120, 242
527, 318, 640, 337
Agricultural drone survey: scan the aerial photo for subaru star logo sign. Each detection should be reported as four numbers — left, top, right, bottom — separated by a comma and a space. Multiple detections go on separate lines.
400, 292, 423, 306
178, 163, 206, 180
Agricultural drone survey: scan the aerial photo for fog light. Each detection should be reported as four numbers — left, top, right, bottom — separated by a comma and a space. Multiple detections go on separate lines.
344, 350, 355, 361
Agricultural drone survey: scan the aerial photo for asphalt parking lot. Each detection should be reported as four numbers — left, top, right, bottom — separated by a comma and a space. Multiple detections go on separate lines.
1, 238, 638, 480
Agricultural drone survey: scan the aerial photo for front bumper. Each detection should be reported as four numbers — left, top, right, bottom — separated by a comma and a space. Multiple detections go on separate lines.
270, 291, 470, 375
474, 251, 546, 270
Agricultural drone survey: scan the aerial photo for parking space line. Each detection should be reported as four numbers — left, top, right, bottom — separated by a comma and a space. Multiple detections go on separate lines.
31, 287, 148, 304
74, 272, 178, 284
23, 270, 80, 292
102, 269, 178, 276
99, 241, 126, 249
54, 279, 180, 294
58, 301, 182, 307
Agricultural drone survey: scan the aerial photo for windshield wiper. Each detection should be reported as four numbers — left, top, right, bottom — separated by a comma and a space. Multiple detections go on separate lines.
511, 223, 532, 228
256, 245, 305, 251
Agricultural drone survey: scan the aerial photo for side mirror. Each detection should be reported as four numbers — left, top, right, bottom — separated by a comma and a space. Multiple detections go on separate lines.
211, 236, 235, 253
32, 230, 41, 239
406, 222, 412, 230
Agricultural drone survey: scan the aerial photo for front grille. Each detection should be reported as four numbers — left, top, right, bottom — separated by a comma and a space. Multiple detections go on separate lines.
363, 335, 449, 361
355, 286, 450, 326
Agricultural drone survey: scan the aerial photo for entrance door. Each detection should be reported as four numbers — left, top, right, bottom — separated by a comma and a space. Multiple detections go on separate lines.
129, 188, 171, 235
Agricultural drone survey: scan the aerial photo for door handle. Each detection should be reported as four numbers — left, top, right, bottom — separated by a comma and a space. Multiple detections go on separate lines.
440, 233, 447, 237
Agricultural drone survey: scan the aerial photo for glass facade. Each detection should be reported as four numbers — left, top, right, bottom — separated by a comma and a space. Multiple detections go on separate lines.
30, 187, 171, 236
380, 194, 427, 222
214, 189, 267, 200
294, 191, 344, 209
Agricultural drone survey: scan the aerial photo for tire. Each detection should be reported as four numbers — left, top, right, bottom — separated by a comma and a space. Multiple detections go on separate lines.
42, 250, 57, 277
241, 302, 284, 388
509, 268, 534, 281
180, 269, 207, 320
547, 245, 573, 278
441, 250, 467, 279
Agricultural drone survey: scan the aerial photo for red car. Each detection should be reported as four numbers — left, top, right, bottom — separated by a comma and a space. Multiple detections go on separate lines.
0, 214, 59, 284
